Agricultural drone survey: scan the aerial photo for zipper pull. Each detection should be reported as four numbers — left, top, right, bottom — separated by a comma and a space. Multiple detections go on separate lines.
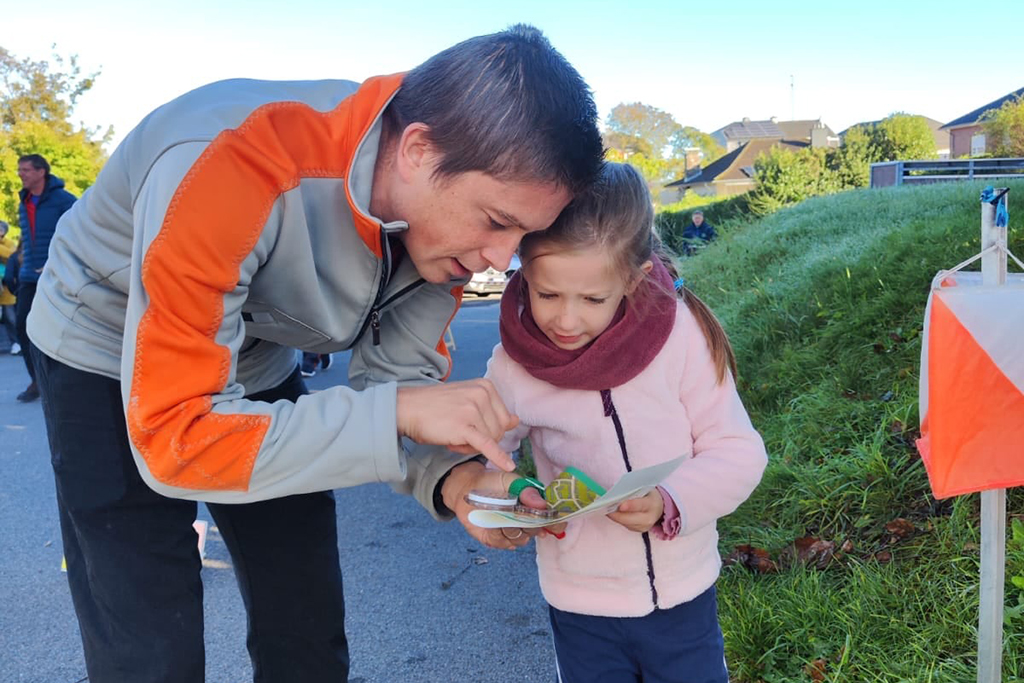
371, 310, 381, 346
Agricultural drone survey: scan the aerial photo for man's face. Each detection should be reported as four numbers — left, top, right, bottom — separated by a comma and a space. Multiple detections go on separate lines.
17, 162, 46, 194
692, 213, 704, 226
396, 167, 571, 285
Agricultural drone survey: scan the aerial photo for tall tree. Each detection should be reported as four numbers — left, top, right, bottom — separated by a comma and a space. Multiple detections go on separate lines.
871, 113, 937, 161
825, 113, 937, 192
828, 124, 875, 188
980, 96, 1024, 157
670, 126, 725, 165
0, 46, 109, 230
602, 130, 654, 158
605, 102, 681, 158
604, 147, 683, 199
748, 146, 840, 216
603, 103, 720, 206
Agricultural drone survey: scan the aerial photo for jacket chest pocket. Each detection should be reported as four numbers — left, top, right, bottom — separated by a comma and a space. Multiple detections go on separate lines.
241, 306, 331, 351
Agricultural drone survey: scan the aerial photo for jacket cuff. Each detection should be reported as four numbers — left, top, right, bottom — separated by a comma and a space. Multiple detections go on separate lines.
651, 484, 684, 540
390, 440, 484, 521
368, 381, 408, 484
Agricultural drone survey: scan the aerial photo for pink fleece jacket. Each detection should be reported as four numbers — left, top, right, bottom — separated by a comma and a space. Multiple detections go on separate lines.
487, 300, 767, 618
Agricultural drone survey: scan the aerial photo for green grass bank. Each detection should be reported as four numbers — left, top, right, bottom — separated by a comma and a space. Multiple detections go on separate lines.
680, 180, 1024, 682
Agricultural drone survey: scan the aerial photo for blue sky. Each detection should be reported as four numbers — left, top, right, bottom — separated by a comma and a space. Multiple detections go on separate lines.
7, 0, 1024, 152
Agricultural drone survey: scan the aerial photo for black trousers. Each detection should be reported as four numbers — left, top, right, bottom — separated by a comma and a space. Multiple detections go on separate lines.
35, 355, 349, 683
15, 281, 36, 381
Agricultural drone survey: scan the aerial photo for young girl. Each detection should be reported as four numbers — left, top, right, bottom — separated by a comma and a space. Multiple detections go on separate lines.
485, 162, 767, 682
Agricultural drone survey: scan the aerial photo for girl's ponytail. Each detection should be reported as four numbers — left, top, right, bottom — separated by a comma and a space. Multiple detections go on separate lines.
653, 237, 737, 385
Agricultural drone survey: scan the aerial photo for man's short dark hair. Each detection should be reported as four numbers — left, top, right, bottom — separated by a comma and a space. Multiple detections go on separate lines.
386, 24, 604, 194
18, 154, 50, 176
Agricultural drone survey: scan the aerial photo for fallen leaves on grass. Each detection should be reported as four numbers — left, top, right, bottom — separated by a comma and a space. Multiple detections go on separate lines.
789, 536, 838, 570
884, 517, 916, 539
728, 536, 849, 573
723, 544, 778, 574
727, 521, 918, 575
872, 550, 892, 563
804, 658, 828, 681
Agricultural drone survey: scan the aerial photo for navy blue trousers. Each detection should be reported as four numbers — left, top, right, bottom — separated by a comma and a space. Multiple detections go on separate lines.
549, 585, 728, 683
36, 355, 348, 683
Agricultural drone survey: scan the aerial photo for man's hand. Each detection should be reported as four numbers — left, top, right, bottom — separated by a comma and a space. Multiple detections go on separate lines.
397, 380, 517, 471
441, 461, 542, 550
607, 489, 664, 533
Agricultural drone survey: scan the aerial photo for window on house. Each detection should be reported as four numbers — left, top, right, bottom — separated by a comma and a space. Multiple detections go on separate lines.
971, 133, 986, 156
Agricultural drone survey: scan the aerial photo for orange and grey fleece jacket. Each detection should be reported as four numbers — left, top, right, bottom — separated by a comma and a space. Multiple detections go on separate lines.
28, 75, 474, 514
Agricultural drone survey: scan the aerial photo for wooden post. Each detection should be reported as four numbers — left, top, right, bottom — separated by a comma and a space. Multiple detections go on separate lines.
977, 188, 1008, 683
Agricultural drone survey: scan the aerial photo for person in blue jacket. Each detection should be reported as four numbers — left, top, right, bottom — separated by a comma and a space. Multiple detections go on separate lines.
16, 154, 77, 401
681, 209, 717, 256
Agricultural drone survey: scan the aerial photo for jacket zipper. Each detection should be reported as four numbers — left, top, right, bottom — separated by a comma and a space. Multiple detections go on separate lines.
600, 388, 659, 610
368, 278, 426, 345
353, 230, 429, 347
352, 233, 392, 347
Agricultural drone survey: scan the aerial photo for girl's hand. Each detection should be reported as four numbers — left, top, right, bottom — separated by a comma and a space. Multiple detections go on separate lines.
607, 489, 664, 533
513, 481, 567, 537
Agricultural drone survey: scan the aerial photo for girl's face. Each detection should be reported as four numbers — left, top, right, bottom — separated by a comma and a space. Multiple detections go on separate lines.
523, 245, 649, 350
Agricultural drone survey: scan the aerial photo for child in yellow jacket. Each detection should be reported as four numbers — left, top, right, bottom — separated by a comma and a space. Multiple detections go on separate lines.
0, 221, 19, 353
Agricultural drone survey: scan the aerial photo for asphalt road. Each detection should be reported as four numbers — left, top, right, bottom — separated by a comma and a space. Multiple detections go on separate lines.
0, 296, 557, 683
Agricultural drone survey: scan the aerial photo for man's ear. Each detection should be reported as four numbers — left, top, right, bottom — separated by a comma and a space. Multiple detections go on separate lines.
627, 260, 655, 294
394, 122, 437, 183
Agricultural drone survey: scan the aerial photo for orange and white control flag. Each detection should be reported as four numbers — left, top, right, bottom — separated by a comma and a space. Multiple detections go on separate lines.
917, 271, 1024, 499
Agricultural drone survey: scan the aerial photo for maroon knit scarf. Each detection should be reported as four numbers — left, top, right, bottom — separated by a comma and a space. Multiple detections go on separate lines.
499, 258, 677, 390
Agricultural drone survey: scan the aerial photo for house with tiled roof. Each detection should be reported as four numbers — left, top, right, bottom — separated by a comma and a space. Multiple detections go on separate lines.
711, 117, 838, 152
776, 120, 840, 148
665, 117, 836, 200
941, 86, 1024, 157
664, 139, 808, 199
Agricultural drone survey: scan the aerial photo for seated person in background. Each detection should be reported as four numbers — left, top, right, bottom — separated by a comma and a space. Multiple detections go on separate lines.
681, 209, 716, 255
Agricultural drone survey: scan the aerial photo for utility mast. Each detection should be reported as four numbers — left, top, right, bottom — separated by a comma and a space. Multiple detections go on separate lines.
790, 75, 795, 120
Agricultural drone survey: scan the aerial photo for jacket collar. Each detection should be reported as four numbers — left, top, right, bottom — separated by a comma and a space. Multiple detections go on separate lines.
341, 74, 408, 260
20, 174, 64, 203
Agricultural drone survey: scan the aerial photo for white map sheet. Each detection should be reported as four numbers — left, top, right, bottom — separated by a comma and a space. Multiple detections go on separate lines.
467, 455, 686, 529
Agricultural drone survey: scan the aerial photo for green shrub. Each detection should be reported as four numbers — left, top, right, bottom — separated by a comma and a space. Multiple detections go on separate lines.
747, 146, 844, 216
